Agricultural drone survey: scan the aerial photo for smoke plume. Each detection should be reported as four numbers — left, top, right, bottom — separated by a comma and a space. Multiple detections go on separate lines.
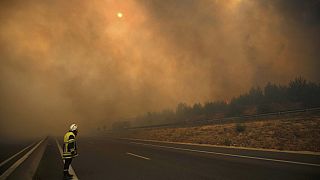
0, 0, 319, 139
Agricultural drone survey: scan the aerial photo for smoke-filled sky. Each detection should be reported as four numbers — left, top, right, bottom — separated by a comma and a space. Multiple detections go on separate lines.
0, 0, 319, 139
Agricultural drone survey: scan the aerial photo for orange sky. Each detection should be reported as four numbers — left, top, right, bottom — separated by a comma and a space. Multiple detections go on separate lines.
0, 0, 319, 139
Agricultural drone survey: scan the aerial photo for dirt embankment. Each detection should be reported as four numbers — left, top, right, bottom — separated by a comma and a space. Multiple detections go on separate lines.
112, 117, 320, 152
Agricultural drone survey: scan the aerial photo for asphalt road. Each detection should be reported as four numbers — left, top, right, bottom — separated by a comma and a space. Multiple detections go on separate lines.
0, 139, 34, 162
2, 137, 320, 179
0, 139, 36, 177
71, 137, 320, 180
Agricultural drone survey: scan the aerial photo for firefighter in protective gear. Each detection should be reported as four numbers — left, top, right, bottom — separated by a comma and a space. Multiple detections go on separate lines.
63, 123, 78, 178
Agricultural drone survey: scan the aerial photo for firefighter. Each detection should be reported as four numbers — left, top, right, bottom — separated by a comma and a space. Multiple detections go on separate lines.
63, 123, 78, 178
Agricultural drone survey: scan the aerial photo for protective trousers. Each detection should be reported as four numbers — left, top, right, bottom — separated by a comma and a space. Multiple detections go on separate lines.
64, 158, 73, 172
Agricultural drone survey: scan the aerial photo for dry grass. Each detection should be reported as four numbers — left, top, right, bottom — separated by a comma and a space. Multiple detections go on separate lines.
112, 117, 320, 152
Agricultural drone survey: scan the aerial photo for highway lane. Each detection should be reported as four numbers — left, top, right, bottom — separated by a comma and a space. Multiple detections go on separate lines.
4, 136, 319, 179
0, 139, 37, 176
68, 136, 320, 180
123, 138, 320, 166
0, 139, 35, 162
34, 138, 63, 180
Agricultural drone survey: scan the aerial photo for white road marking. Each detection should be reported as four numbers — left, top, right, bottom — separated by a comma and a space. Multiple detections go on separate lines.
126, 152, 150, 160
55, 138, 79, 180
0, 139, 45, 179
0, 141, 36, 168
121, 137, 320, 156
130, 142, 320, 167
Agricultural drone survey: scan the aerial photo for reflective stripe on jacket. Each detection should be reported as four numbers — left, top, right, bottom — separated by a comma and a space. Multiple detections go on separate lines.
62, 131, 78, 159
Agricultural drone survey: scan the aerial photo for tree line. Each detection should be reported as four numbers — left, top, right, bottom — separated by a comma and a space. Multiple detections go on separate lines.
115, 77, 320, 129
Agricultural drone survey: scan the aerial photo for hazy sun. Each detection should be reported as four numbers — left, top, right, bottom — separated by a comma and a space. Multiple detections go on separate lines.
117, 12, 123, 18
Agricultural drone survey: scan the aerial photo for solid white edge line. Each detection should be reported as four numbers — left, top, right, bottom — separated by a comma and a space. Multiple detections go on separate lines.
126, 152, 150, 160
130, 142, 320, 167
0, 138, 45, 179
55, 138, 79, 180
0, 141, 37, 168
120, 138, 320, 156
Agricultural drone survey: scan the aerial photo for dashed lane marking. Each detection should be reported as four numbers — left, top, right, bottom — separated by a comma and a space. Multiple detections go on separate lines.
126, 152, 150, 160
120, 137, 320, 155
130, 142, 320, 167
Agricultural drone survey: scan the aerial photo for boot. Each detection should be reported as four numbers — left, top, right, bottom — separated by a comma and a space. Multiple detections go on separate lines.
63, 170, 73, 179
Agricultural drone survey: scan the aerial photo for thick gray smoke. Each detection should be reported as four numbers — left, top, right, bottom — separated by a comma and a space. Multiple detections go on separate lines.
0, 0, 319, 139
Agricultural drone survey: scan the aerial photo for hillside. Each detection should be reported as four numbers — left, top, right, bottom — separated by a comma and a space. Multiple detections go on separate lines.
111, 115, 320, 152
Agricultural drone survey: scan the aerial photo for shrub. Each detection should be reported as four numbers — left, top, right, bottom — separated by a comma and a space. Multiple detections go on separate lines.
235, 123, 246, 133
223, 138, 232, 146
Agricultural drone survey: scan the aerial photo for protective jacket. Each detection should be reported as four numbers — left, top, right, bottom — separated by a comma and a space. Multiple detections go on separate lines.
62, 131, 78, 159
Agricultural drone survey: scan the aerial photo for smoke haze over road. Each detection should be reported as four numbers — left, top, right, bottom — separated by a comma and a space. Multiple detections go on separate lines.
0, 0, 319, 139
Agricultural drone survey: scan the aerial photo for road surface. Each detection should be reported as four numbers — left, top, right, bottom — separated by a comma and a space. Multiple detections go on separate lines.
1, 136, 320, 179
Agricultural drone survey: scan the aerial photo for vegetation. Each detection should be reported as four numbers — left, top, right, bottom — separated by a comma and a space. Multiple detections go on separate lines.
114, 77, 320, 129
235, 123, 246, 133
111, 117, 320, 152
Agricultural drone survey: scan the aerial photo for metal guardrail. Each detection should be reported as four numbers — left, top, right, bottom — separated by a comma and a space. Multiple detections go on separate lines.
128, 107, 320, 130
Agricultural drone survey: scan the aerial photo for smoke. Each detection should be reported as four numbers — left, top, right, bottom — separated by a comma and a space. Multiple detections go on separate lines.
0, 0, 319, 139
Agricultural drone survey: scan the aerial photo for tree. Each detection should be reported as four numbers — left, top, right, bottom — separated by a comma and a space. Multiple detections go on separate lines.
130, 77, 320, 127
289, 76, 308, 101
